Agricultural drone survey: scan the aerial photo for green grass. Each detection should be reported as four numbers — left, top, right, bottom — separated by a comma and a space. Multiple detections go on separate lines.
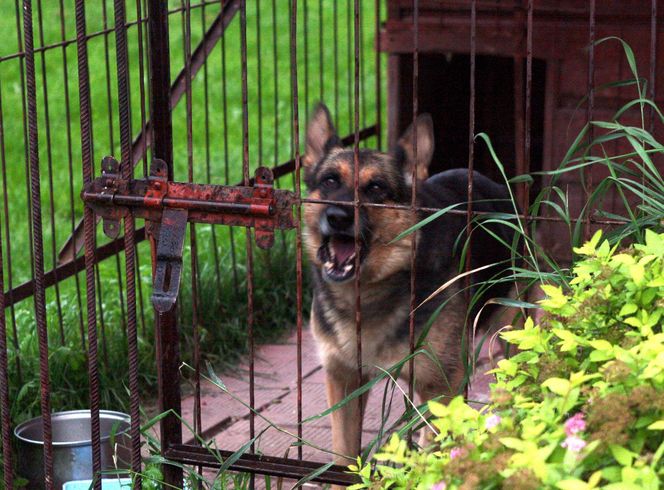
0, 0, 384, 428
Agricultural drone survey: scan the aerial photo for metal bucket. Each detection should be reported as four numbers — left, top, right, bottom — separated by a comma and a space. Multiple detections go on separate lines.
14, 410, 131, 490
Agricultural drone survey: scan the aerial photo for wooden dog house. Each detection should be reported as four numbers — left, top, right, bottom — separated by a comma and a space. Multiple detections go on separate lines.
380, 0, 663, 257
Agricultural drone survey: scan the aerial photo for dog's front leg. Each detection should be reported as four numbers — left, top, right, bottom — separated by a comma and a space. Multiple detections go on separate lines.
325, 366, 368, 464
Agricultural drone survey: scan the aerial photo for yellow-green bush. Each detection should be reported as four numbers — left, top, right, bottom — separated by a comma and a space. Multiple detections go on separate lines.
351, 230, 664, 490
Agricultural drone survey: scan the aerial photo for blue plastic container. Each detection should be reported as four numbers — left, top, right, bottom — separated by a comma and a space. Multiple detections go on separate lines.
62, 479, 132, 490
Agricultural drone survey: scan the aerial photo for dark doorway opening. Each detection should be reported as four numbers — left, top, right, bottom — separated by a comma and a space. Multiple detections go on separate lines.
394, 53, 546, 191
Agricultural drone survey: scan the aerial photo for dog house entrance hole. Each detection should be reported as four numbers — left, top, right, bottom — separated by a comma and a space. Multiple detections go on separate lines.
393, 53, 546, 189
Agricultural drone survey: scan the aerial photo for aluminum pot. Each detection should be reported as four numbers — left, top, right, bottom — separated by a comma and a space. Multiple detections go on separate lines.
14, 410, 131, 489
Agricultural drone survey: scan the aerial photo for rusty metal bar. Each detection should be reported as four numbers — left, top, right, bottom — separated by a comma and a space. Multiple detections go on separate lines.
23, 0, 54, 486
524, 0, 533, 214
319, 0, 324, 101
334, 0, 340, 119
353, 0, 364, 455
14, 0, 37, 302
74, 0, 103, 486
221, 0, 240, 296
181, 2, 204, 482
113, 0, 143, 483
239, 2, 256, 481
584, 0, 596, 240
147, 0, 183, 486
165, 445, 359, 486
58, 0, 242, 264
649, 0, 658, 135
201, 0, 223, 313
407, 0, 419, 444
58, 0, 86, 351
375, 0, 382, 149
289, 0, 305, 461
36, 0, 66, 344
465, 0, 477, 390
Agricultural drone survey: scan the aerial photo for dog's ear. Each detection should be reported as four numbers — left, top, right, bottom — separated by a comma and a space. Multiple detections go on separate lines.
395, 114, 434, 184
305, 103, 341, 168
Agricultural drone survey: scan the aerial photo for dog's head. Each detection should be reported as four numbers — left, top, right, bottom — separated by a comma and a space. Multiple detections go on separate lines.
303, 103, 434, 284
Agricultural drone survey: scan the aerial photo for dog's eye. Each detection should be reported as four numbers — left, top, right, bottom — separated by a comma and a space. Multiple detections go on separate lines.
366, 182, 385, 194
321, 175, 340, 190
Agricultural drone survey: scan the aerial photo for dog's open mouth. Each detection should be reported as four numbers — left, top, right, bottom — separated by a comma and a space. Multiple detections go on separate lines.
317, 235, 366, 283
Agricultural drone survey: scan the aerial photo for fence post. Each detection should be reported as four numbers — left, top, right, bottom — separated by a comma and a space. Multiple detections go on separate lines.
147, 1, 183, 487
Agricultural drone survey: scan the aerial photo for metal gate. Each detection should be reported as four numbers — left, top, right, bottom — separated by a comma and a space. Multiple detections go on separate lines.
0, 0, 662, 488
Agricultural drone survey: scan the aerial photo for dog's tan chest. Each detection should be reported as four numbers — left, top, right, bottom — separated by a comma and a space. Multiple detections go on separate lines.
311, 292, 412, 372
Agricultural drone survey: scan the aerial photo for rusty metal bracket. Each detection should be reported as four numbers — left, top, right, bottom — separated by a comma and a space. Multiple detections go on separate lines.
81, 156, 296, 310
152, 208, 188, 313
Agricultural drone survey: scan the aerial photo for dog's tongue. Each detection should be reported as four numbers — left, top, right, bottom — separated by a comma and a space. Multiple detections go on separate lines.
331, 237, 355, 264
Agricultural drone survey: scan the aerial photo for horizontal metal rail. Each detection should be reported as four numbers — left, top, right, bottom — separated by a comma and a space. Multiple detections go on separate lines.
165, 444, 359, 486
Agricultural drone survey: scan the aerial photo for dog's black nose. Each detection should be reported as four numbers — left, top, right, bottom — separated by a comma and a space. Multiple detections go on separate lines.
324, 205, 353, 232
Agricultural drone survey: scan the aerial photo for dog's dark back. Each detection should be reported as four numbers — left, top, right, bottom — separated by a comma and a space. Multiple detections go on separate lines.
413, 169, 519, 326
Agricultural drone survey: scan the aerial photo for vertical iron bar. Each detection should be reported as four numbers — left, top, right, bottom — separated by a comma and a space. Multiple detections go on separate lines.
113, 0, 142, 485
74, 0, 102, 486
347, 0, 352, 133
221, 0, 239, 297
182, 0, 203, 481
289, 0, 304, 461
23, 0, 54, 486
319, 0, 324, 101
256, 0, 264, 165
14, 0, 36, 289
36, 0, 66, 344
304, 0, 309, 120
147, 0, 182, 487
202, 0, 223, 316
333, 0, 339, 120
513, 4, 525, 208
272, 0, 288, 254
136, 0, 149, 177
240, 2, 256, 479
102, 0, 116, 154
649, 0, 658, 135
135, 0, 150, 337
353, 0, 363, 454
584, 0, 596, 240
59, 0, 87, 352
360, 2, 367, 147
375, 0, 382, 148
407, 0, 419, 444
95, 264, 110, 370
522, 0, 533, 222
465, 0, 477, 389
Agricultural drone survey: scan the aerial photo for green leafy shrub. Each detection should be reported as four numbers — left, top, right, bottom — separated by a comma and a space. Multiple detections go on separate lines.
351, 229, 664, 489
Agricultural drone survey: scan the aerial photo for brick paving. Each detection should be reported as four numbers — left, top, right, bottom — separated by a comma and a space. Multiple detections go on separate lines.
174, 326, 499, 487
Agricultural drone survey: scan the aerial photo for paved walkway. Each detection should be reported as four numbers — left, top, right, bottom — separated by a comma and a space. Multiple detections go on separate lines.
173, 327, 497, 486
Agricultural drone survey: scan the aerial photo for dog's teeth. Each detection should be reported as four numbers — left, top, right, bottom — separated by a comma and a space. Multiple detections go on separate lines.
343, 264, 352, 273
324, 261, 334, 272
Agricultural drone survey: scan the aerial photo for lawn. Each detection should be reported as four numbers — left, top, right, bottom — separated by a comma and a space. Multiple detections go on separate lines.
0, 0, 384, 423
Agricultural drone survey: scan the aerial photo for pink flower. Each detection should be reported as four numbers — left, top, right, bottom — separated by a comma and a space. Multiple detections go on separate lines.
561, 435, 587, 453
564, 413, 586, 436
449, 447, 464, 460
485, 414, 501, 430
431, 482, 447, 490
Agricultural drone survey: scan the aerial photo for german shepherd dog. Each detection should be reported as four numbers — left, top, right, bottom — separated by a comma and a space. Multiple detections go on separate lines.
302, 104, 517, 464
